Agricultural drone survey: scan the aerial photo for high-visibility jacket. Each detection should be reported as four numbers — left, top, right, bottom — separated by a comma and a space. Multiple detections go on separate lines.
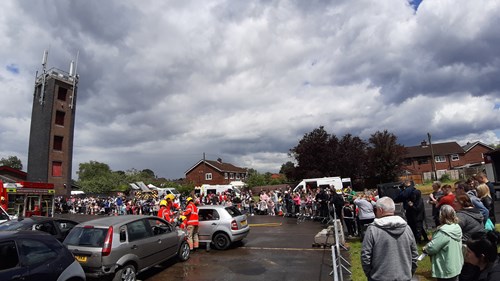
183, 202, 199, 226
158, 206, 170, 222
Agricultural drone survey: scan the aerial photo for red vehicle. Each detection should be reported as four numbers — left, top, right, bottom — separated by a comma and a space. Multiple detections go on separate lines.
0, 180, 55, 218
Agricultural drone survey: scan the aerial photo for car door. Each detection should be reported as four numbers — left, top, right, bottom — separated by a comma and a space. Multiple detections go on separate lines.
0, 240, 26, 280
198, 208, 221, 241
145, 218, 178, 259
17, 238, 65, 281
126, 219, 165, 269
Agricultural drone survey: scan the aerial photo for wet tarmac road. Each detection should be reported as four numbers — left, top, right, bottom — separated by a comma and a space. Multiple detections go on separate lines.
58, 213, 342, 281
139, 215, 337, 281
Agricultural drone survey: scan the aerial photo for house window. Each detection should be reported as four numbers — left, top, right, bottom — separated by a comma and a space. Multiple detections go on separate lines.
451, 154, 459, 161
236, 173, 240, 179
53, 136, 63, 151
52, 161, 62, 177
230, 173, 234, 179
417, 158, 428, 165
224, 172, 228, 179
435, 155, 446, 163
57, 87, 68, 101
205, 173, 212, 180
55, 111, 65, 126
403, 159, 412, 166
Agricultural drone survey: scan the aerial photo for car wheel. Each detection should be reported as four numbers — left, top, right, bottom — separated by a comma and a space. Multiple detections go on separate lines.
178, 241, 190, 261
212, 232, 231, 250
113, 264, 136, 281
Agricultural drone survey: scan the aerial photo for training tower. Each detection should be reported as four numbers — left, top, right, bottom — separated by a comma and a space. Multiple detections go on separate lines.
27, 50, 79, 196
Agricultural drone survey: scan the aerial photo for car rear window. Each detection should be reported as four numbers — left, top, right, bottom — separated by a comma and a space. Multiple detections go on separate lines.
224, 206, 242, 217
64, 227, 107, 247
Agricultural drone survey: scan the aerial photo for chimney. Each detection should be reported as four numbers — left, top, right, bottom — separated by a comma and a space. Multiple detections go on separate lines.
217, 158, 222, 163
421, 140, 428, 147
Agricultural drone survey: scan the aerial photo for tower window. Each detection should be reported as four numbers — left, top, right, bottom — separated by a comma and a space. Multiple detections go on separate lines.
52, 162, 62, 177
57, 87, 68, 101
55, 111, 65, 126
53, 136, 63, 151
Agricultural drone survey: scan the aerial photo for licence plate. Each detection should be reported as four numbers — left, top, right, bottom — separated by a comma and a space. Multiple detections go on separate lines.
75, 255, 87, 263
240, 220, 247, 226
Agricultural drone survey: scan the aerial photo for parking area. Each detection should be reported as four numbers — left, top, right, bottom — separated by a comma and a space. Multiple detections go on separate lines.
141, 215, 338, 281
57, 213, 342, 281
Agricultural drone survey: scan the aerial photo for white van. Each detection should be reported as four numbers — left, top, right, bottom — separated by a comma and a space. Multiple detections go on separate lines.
195, 184, 240, 197
156, 187, 181, 198
293, 177, 350, 194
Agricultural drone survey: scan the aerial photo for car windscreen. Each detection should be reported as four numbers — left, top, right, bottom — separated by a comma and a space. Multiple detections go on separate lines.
0, 209, 9, 221
224, 206, 243, 217
64, 227, 107, 247
0, 219, 34, 231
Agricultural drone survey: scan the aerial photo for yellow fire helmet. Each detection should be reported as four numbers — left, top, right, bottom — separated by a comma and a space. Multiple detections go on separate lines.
160, 199, 167, 206
179, 215, 186, 221
165, 194, 175, 201
186, 197, 193, 203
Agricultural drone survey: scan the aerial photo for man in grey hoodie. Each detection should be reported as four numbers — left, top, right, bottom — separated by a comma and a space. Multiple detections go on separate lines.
361, 197, 418, 281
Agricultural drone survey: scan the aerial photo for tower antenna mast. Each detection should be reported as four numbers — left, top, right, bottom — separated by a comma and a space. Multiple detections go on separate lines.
39, 50, 48, 105
69, 50, 79, 109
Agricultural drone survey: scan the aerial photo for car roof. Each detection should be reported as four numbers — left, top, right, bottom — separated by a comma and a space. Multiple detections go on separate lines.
0, 230, 53, 240
21, 216, 72, 222
77, 215, 153, 228
198, 205, 231, 210
7, 216, 77, 224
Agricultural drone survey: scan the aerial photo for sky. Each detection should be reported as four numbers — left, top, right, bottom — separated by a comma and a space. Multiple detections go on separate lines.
1, 0, 499, 180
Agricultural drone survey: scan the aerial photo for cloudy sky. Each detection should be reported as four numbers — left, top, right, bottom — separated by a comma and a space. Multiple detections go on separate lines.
1, 0, 499, 179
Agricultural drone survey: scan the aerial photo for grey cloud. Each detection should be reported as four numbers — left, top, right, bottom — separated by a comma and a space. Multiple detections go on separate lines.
1, 0, 500, 179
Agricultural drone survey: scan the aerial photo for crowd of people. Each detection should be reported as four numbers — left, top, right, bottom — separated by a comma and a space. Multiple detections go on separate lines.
362, 172, 500, 281
54, 172, 500, 280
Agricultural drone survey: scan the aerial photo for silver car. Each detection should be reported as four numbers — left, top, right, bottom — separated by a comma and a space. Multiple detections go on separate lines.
63, 215, 190, 280
198, 205, 250, 250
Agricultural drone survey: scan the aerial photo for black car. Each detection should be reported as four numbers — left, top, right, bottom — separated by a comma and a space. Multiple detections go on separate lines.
0, 216, 78, 242
0, 230, 86, 281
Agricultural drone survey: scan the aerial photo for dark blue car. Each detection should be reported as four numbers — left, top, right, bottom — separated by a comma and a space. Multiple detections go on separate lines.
0, 230, 86, 281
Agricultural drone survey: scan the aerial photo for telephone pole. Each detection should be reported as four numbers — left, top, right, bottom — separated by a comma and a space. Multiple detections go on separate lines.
427, 133, 438, 181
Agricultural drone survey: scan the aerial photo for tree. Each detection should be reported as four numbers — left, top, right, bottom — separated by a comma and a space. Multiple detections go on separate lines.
245, 170, 267, 188
0, 156, 23, 170
77, 161, 119, 194
366, 130, 406, 183
337, 134, 368, 180
290, 126, 334, 178
141, 169, 156, 178
279, 161, 297, 181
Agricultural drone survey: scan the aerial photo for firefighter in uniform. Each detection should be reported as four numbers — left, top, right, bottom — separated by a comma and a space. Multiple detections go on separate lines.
157, 199, 169, 221
164, 194, 179, 223
182, 197, 199, 250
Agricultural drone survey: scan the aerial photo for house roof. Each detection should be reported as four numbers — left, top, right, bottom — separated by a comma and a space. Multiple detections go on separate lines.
462, 141, 495, 153
0, 166, 27, 183
185, 159, 247, 175
404, 142, 464, 158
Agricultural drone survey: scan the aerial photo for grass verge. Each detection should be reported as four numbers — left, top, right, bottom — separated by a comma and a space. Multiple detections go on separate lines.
348, 238, 432, 281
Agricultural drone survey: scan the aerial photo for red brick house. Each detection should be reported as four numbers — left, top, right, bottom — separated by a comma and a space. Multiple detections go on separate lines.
0, 166, 27, 183
185, 158, 247, 186
402, 141, 494, 182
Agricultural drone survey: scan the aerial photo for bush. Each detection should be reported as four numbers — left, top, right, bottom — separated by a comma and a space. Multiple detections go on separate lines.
439, 173, 451, 182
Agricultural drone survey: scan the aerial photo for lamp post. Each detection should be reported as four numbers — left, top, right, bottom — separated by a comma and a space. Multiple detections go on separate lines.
427, 133, 438, 181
